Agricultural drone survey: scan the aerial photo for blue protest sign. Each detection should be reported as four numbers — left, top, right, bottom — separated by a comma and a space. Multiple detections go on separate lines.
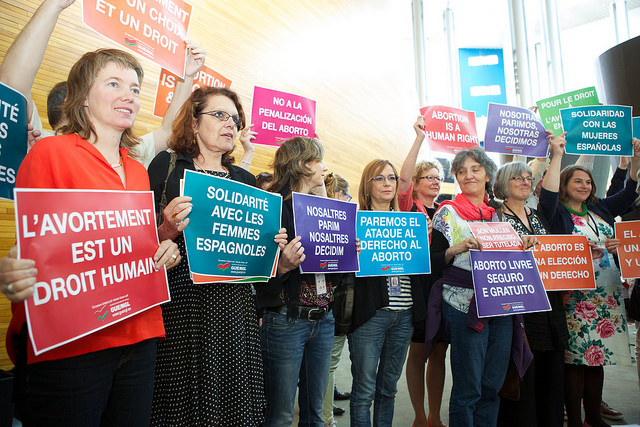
356, 211, 430, 277
470, 250, 551, 318
182, 170, 282, 281
0, 82, 28, 200
483, 103, 548, 157
560, 105, 633, 156
292, 192, 358, 274
633, 117, 640, 140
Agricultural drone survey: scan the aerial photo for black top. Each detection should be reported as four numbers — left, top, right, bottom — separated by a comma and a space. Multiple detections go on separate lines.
254, 187, 342, 316
502, 207, 569, 352
148, 151, 256, 209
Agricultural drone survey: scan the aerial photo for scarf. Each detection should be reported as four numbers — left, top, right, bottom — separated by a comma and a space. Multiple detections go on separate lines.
437, 193, 495, 221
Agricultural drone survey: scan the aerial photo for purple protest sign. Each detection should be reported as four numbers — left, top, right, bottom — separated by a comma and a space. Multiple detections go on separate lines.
292, 192, 358, 274
470, 250, 550, 318
250, 86, 316, 146
484, 103, 549, 157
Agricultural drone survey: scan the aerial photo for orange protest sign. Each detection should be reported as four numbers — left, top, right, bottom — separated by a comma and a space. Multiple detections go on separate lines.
468, 222, 522, 250
615, 220, 640, 279
153, 65, 232, 117
530, 235, 595, 291
82, 0, 192, 77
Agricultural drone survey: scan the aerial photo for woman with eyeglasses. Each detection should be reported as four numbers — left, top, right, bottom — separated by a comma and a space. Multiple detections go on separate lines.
493, 158, 568, 427
147, 87, 282, 426
427, 147, 536, 427
538, 134, 640, 427
348, 159, 427, 426
398, 116, 447, 427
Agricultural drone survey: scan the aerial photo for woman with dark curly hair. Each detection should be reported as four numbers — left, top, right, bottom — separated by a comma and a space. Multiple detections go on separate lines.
539, 135, 640, 427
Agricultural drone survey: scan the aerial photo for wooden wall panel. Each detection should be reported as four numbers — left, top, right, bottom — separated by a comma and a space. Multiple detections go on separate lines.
0, 0, 432, 368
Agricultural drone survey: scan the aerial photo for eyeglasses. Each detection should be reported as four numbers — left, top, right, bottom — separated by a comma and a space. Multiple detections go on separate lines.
419, 175, 442, 182
511, 176, 533, 183
371, 175, 398, 183
199, 110, 242, 128
344, 193, 353, 202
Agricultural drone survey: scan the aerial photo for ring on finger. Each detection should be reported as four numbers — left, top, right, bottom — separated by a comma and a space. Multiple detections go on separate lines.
172, 254, 178, 260
7, 283, 14, 294
175, 220, 182, 227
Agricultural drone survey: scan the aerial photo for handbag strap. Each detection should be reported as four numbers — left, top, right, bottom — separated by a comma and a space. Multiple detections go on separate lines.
156, 151, 178, 226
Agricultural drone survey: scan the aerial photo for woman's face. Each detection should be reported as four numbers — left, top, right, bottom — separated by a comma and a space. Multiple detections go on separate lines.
303, 159, 328, 191
506, 172, 532, 202
83, 62, 140, 134
415, 167, 441, 199
565, 170, 593, 204
455, 157, 490, 198
334, 190, 351, 202
369, 164, 397, 207
193, 95, 239, 155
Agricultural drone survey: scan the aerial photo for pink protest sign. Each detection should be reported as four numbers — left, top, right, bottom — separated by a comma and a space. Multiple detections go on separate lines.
15, 189, 170, 355
420, 105, 479, 153
250, 86, 316, 146
468, 222, 523, 251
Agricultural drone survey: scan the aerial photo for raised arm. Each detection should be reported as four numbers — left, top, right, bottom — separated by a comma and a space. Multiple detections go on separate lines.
0, 0, 75, 121
628, 138, 640, 183
541, 130, 566, 193
398, 115, 425, 195
152, 42, 206, 154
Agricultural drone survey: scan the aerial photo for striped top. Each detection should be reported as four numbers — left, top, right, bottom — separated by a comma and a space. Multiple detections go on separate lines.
385, 275, 413, 311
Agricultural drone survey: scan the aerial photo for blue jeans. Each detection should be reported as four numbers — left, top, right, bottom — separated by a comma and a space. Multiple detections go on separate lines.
348, 308, 414, 427
261, 310, 334, 427
443, 302, 512, 427
16, 338, 157, 427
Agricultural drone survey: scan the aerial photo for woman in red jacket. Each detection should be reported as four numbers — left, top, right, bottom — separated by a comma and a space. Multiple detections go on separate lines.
0, 48, 179, 426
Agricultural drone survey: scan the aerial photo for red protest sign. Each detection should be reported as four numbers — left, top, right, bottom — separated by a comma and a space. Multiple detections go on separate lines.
82, 0, 192, 77
15, 189, 170, 355
615, 221, 640, 279
530, 235, 595, 291
468, 222, 523, 250
419, 105, 479, 153
250, 86, 316, 146
153, 65, 232, 117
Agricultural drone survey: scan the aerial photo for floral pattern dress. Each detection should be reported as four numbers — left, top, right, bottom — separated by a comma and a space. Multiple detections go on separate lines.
563, 211, 631, 366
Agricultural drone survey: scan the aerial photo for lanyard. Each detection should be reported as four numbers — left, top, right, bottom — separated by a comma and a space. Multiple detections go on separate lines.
585, 211, 600, 239
503, 202, 533, 235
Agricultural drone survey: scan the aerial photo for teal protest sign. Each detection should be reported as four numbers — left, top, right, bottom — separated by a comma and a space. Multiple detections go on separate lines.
560, 105, 633, 156
633, 117, 640, 140
356, 211, 430, 277
536, 87, 599, 136
0, 82, 28, 200
182, 170, 282, 282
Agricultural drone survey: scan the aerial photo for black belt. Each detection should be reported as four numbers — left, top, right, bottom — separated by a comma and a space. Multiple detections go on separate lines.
270, 305, 328, 321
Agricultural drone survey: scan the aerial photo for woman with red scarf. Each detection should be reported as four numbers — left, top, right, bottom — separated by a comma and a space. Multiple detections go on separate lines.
427, 147, 535, 427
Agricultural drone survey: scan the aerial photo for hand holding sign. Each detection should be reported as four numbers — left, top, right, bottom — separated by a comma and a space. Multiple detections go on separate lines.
158, 195, 192, 241
278, 235, 306, 275
0, 245, 37, 303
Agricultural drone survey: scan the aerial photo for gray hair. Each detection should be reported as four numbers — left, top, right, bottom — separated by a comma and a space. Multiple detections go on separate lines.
450, 147, 498, 189
494, 162, 533, 200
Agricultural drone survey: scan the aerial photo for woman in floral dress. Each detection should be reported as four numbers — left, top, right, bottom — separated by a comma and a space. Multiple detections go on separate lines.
538, 133, 640, 427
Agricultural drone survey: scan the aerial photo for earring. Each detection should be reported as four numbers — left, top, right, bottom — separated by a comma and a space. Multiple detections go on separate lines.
193, 131, 198, 145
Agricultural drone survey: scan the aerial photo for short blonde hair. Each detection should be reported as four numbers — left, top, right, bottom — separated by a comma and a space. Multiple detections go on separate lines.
412, 160, 442, 199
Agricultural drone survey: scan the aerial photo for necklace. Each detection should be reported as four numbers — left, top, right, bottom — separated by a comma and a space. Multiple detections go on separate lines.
585, 211, 600, 239
110, 157, 122, 169
193, 159, 230, 179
